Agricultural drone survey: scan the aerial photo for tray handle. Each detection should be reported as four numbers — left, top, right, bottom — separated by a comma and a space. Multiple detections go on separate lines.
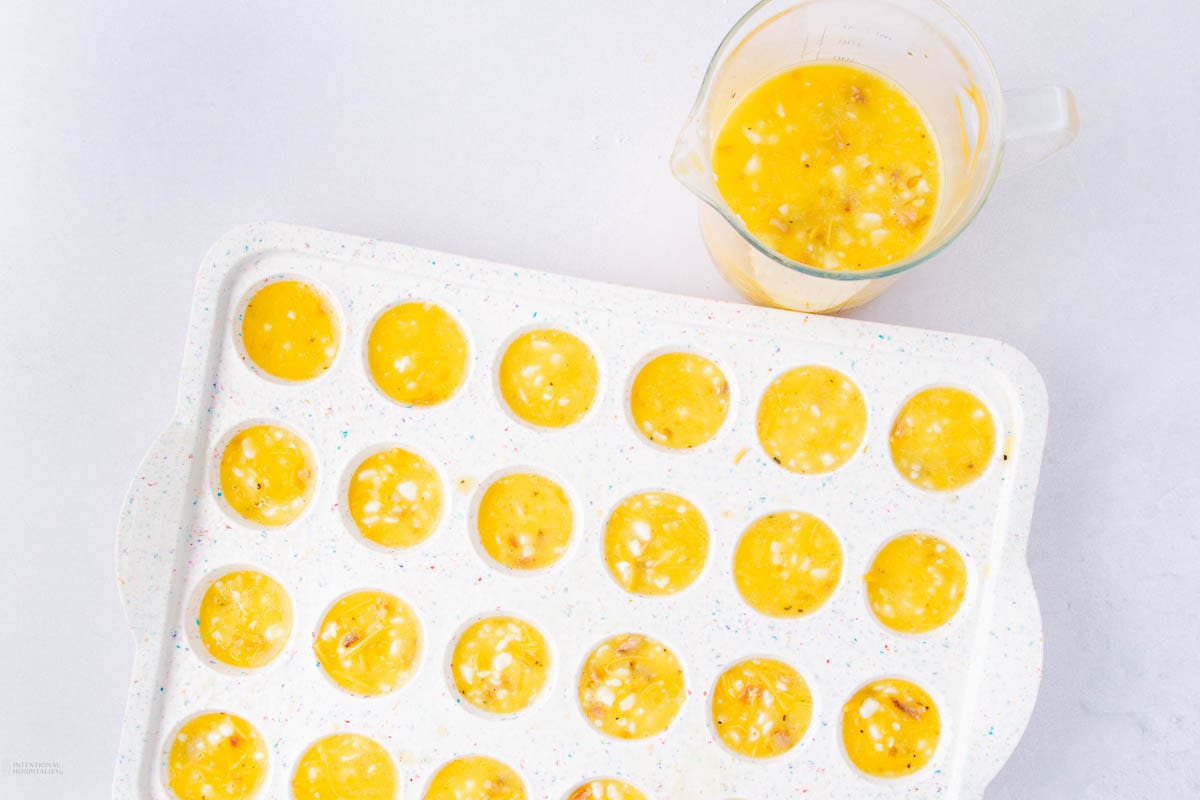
956, 553, 1045, 798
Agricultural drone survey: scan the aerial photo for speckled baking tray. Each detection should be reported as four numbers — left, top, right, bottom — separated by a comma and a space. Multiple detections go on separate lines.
115, 221, 1047, 799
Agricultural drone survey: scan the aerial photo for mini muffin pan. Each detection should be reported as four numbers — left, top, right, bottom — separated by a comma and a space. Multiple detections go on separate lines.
115, 222, 1047, 799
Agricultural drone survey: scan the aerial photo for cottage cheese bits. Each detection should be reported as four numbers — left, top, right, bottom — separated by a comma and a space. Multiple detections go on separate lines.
604, 491, 708, 595
498, 328, 599, 427
451, 616, 551, 714
240, 279, 339, 381
734, 511, 843, 617
166, 712, 267, 800
292, 733, 397, 800
578, 633, 685, 739
890, 386, 996, 490
842, 678, 940, 777
368, 301, 468, 406
424, 755, 526, 800
218, 423, 315, 527
566, 779, 647, 800
347, 446, 443, 548
314, 590, 421, 696
197, 569, 292, 669
712, 657, 813, 758
475, 472, 573, 570
865, 533, 967, 633
629, 352, 729, 448
757, 366, 867, 474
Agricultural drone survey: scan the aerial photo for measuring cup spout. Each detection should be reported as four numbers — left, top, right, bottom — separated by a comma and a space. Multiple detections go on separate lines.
670, 116, 718, 204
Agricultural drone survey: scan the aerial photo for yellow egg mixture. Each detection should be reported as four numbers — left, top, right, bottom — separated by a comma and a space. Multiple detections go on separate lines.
314, 590, 421, 696
566, 779, 647, 800
604, 491, 709, 595
842, 678, 941, 778
713, 62, 941, 271
629, 352, 729, 448
498, 328, 599, 428
218, 423, 316, 527
866, 533, 968, 634
348, 446, 444, 548
712, 657, 813, 759
424, 755, 526, 800
197, 569, 292, 670
475, 472, 573, 570
368, 301, 469, 406
451, 616, 551, 714
757, 366, 867, 474
240, 279, 339, 381
890, 386, 996, 491
292, 733, 397, 800
578, 633, 686, 739
734, 511, 843, 617
166, 711, 267, 800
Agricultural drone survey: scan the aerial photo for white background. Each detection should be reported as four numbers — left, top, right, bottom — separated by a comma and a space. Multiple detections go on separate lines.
1, 1, 1197, 797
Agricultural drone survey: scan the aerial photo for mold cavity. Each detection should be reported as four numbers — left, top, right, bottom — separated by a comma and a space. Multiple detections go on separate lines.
628, 352, 730, 449
473, 470, 574, 572
577, 633, 686, 740
424, 755, 527, 800
291, 733, 398, 800
191, 567, 292, 672
604, 491, 709, 596
448, 614, 552, 715
312, 589, 422, 697
497, 328, 599, 428
366, 301, 469, 407
565, 779, 648, 800
733, 511, 843, 618
216, 422, 316, 528
865, 532, 968, 634
163, 711, 268, 800
889, 385, 997, 491
840, 677, 941, 779
344, 445, 444, 549
237, 277, 340, 383
757, 365, 867, 474
711, 657, 812, 759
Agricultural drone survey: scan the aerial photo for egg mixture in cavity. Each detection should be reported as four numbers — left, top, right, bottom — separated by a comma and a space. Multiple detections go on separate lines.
842, 678, 940, 778
566, 779, 647, 800
734, 511, 843, 617
713, 62, 941, 271
240, 279, 339, 381
475, 472, 573, 570
865, 532, 967, 634
498, 328, 599, 428
218, 423, 316, 527
712, 657, 813, 758
314, 590, 421, 696
629, 352, 730, 448
578, 633, 686, 739
890, 386, 996, 490
757, 366, 867, 474
424, 755, 526, 800
166, 711, 267, 800
367, 301, 469, 406
348, 446, 444, 548
604, 491, 709, 595
451, 615, 551, 714
292, 733, 397, 800
197, 569, 292, 669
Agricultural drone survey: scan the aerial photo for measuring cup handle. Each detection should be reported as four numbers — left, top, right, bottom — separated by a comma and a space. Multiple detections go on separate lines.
1001, 86, 1079, 177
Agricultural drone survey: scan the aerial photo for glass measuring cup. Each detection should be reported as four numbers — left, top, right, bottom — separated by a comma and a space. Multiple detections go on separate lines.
671, 0, 1078, 313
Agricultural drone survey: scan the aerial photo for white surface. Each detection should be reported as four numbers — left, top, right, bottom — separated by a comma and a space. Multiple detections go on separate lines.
0, 1, 1195, 797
